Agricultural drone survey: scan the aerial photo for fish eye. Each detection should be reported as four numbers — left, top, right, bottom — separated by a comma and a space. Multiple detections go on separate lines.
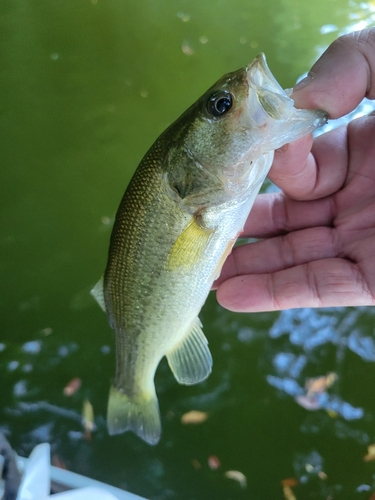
207, 90, 233, 118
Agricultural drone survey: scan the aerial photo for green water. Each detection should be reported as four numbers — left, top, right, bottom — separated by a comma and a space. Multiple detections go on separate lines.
1, 1, 375, 498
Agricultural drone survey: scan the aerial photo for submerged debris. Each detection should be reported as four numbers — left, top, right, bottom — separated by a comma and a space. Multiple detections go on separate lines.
208, 455, 221, 470
281, 478, 298, 500
181, 410, 208, 425
282, 484, 296, 500
305, 373, 337, 395
63, 377, 82, 396
364, 444, 375, 462
82, 399, 95, 440
224, 470, 247, 488
295, 372, 338, 411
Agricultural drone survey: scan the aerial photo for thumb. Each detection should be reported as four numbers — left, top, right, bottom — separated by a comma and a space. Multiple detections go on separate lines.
291, 28, 375, 118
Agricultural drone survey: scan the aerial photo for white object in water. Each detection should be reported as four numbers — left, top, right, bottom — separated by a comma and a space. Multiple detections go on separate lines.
16, 443, 142, 500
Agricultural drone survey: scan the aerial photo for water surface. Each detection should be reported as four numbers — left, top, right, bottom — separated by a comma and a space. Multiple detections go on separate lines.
1, 1, 375, 498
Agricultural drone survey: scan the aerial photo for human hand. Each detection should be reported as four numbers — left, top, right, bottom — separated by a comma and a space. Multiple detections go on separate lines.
215, 28, 375, 312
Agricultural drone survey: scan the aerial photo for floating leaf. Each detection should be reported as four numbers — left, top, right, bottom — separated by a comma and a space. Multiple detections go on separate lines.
296, 372, 338, 412
281, 478, 298, 499
82, 399, 95, 440
208, 455, 221, 470
181, 410, 208, 425
306, 373, 337, 395
281, 478, 298, 488
63, 377, 81, 396
282, 485, 296, 500
224, 470, 247, 488
364, 444, 375, 462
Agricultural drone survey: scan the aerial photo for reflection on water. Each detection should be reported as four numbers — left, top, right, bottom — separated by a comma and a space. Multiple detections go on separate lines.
267, 309, 366, 420
2, 0, 375, 499
345, 1, 375, 32
268, 307, 375, 418
263, 306, 375, 495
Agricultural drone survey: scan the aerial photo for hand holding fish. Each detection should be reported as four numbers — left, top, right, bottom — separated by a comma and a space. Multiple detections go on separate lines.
216, 28, 375, 312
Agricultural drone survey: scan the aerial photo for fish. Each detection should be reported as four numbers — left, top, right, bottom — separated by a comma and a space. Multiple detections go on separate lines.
92, 54, 326, 445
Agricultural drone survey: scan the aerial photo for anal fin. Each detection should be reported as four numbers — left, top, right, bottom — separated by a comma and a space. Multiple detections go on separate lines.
166, 317, 212, 385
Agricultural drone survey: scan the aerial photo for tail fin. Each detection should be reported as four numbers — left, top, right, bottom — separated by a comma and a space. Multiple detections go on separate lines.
107, 385, 161, 445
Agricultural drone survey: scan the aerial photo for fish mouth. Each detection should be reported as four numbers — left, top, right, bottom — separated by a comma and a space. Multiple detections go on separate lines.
245, 53, 294, 124
243, 53, 327, 150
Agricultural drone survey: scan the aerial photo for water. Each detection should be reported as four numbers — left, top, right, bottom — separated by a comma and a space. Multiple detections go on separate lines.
1, 0, 375, 498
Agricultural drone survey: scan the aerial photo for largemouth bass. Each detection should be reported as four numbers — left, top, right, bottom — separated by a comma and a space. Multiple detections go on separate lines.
92, 54, 326, 445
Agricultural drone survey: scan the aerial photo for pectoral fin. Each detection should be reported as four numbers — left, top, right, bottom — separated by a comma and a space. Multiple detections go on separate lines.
90, 277, 106, 312
166, 317, 212, 385
166, 216, 213, 270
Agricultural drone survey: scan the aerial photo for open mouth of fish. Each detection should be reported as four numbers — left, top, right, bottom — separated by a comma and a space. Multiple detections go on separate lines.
243, 54, 326, 151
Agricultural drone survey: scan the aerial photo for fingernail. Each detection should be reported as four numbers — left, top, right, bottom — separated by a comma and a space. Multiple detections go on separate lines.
293, 73, 314, 91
